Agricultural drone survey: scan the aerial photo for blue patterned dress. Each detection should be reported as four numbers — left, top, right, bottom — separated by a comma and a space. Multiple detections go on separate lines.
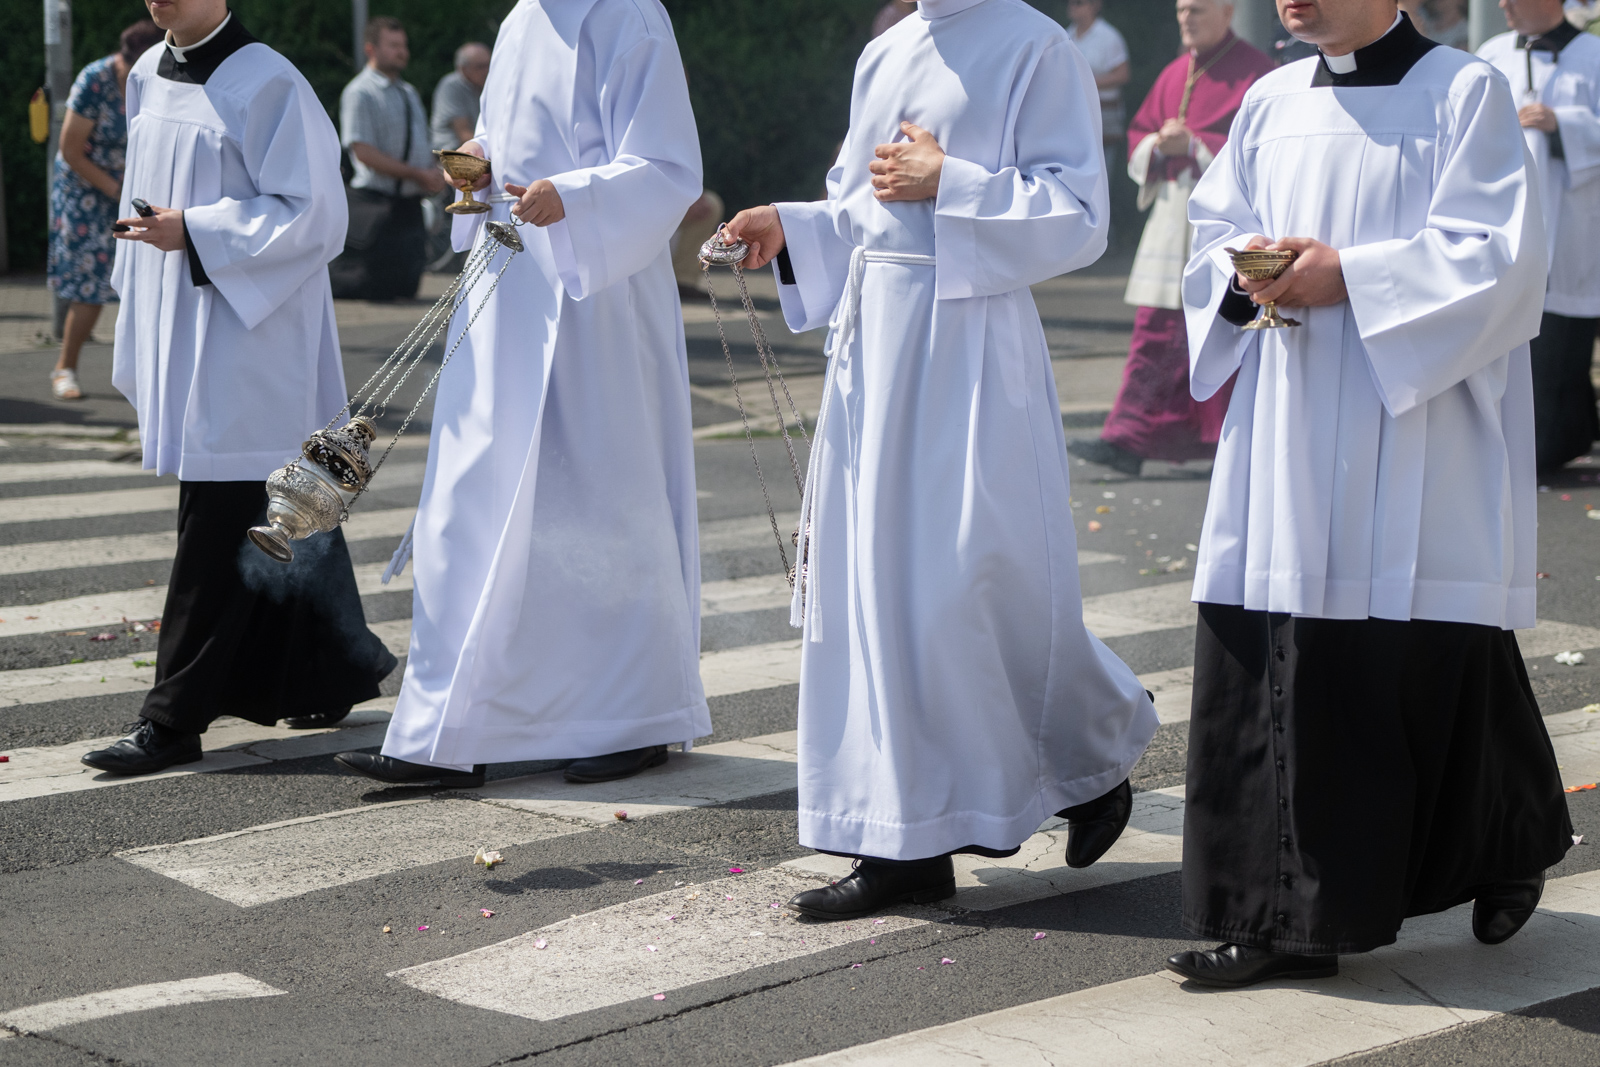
47, 57, 126, 305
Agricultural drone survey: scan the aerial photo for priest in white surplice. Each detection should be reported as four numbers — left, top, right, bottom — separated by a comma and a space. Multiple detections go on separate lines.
84, 0, 397, 778
1479, 0, 1600, 472
336, 0, 709, 789
1167, 1, 1571, 990
723, 0, 1157, 919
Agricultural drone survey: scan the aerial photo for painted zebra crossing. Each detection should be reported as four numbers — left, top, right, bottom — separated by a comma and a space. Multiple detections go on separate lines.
5, 441, 1600, 1065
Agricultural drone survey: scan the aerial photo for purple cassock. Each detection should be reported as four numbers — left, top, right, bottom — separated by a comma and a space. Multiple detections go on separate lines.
1098, 32, 1274, 466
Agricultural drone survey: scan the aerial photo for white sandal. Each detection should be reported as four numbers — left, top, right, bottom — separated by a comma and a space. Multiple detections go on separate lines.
50, 369, 83, 400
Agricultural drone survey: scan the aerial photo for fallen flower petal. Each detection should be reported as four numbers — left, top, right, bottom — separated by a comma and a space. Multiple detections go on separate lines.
940, 958, 954, 965
646, 945, 658, 952
0, 756, 8, 763
1575, 834, 1586, 846
725, 894, 735, 900
653, 994, 666, 1001
534, 939, 548, 949
382, 926, 391, 933
474, 849, 504, 869
728, 867, 745, 874
870, 939, 876, 945
1087, 521, 1102, 532
614, 810, 628, 821
1565, 783, 1597, 793
872, 918, 886, 925
770, 903, 781, 909
1032, 932, 1047, 941
418, 925, 429, 932
480, 909, 495, 918
635, 879, 644, 885
90, 633, 117, 641
851, 963, 863, 969
1555, 651, 1586, 665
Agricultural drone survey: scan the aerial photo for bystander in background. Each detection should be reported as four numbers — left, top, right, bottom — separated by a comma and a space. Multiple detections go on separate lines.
331, 16, 442, 300
45, 19, 163, 400
427, 41, 490, 271
1068, 0, 1131, 244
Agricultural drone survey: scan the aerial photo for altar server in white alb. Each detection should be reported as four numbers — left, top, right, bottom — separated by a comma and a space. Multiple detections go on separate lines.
336, 0, 708, 789
1479, 0, 1600, 472
723, 0, 1157, 919
1168, 0, 1571, 990
84, 0, 397, 778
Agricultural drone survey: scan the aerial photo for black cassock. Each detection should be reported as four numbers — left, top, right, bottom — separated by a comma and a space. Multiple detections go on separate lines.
1529, 311, 1600, 473
1183, 603, 1573, 955
139, 481, 398, 733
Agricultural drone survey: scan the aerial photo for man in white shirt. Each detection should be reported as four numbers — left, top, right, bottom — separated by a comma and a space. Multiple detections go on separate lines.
1068, 0, 1132, 239
1479, 0, 1600, 472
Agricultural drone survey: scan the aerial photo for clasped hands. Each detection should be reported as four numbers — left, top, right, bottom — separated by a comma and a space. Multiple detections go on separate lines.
1235, 235, 1347, 309
723, 121, 946, 270
447, 140, 565, 227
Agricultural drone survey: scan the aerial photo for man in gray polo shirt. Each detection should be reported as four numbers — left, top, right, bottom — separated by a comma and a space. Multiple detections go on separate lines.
333, 15, 442, 299
426, 42, 490, 269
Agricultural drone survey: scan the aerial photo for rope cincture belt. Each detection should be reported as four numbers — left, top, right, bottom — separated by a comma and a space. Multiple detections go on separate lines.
791, 248, 937, 639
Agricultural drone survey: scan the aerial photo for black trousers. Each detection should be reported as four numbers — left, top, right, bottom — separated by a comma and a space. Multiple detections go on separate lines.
1183, 604, 1571, 955
140, 481, 398, 733
1530, 310, 1599, 472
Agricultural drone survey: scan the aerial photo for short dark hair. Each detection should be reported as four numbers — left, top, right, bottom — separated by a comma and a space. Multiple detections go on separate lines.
120, 19, 164, 64
365, 15, 405, 47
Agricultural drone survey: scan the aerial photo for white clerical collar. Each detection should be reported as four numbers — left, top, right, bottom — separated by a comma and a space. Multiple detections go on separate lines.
919, 0, 988, 19
167, 12, 232, 62
1322, 11, 1402, 73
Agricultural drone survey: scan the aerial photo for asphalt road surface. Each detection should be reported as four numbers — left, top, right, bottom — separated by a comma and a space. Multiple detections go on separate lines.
3, 265, 1600, 1066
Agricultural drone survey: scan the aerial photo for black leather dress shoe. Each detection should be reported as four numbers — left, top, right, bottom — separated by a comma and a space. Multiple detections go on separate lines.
787, 857, 956, 920
1166, 943, 1338, 988
1474, 873, 1545, 944
1066, 438, 1143, 477
283, 707, 352, 730
1058, 778, 1133, 868
81, 719, 202, 776
563, 745, 669, 783
334, 751, 485, 788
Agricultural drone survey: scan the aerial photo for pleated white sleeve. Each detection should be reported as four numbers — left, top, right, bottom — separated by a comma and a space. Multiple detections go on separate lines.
543, 34, 703, 300
1181, 113, 1265, 402
772, 165, 854, 334
1555, 98, 1600, 189
1337, 68, 1546, 417
182, 72, 347, 331
931, 38, 1108, 300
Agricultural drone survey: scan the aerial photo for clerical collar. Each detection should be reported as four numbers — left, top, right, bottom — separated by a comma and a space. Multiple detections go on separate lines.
1311, 11, 1437, 88
1517, 19, 1580, 53
157, 11, 258, 85
918, 0, 988, 19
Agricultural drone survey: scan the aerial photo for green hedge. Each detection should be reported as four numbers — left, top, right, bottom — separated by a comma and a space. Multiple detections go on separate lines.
2, 0, 1178, 270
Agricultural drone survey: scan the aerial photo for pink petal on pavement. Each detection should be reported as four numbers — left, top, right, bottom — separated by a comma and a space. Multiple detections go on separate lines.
534, 939, 548, 950
728, 867, 745, 874
1032, 932, 1046, 940
653, 994, 666, 1001
940, 958, 954, 965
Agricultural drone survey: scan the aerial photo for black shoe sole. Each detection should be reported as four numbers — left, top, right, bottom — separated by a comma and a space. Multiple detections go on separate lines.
563, 748, 670, 784
333, 753, 485, 788
1165, 960, 1339, 988
283, 711, 352, 730
80, 750, 203, 776
786, 878, 958, 921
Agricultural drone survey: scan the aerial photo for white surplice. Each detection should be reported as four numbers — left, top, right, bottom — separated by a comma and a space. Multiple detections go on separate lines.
111, 41, 348, 480
1478, 30, 1600, 317
1184, 48, 1547, 629
772, 0, 1156, 861
379, 0, 709, 769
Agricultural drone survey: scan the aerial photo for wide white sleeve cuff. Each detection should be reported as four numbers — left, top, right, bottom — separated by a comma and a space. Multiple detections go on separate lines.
183, 208, 274, 330
1553, 105, 1600, 187
772, 200, 850, 333
546, 171, 602, 300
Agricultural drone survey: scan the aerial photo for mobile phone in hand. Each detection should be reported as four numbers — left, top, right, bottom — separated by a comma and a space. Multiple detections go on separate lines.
112, 223, 131, 232
131, 198, 155, 218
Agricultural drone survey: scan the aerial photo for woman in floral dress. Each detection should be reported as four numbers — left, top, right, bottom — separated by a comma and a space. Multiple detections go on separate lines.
46, 20, 163, 400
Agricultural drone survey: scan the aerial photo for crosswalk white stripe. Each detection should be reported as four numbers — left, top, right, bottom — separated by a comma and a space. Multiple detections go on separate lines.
780, 867, 1600, 1067
0, 619, 410, 708
117, 799, 582, 907
0, 485, 178, 525
0, 460, 155, 485
389, 868, 933, 1022
0, 507, 417, 577
0, 973, 285, 1040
